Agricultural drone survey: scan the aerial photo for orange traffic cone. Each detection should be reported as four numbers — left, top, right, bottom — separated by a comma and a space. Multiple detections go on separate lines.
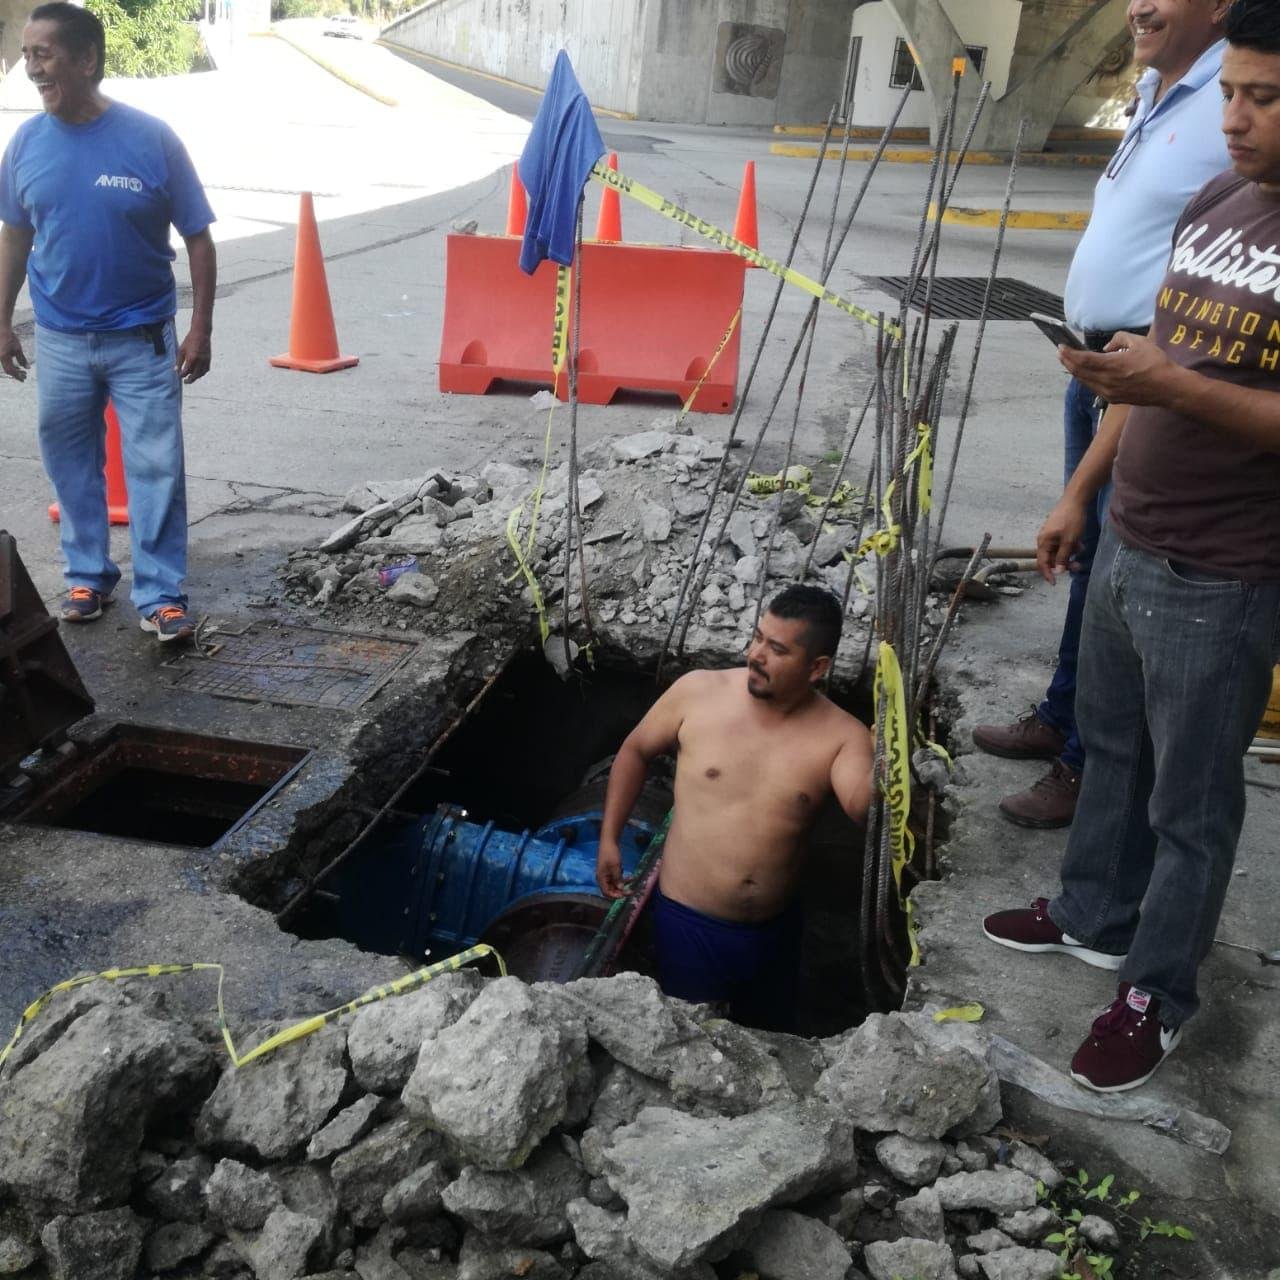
596, 152, 622, 243
269, 192, 358, 374
48, 401, 129, 526
733, 160, 759, 265
506, 162, 528, 236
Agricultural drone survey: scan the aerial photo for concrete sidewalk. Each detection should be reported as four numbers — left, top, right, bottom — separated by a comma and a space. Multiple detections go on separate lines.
1, 38, 1276, 1278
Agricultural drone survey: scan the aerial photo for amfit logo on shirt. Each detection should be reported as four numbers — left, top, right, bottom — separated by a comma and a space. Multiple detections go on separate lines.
94, 173, 144, 193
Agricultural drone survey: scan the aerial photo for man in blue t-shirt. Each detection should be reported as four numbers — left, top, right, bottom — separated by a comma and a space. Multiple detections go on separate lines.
0, 2, 216, 642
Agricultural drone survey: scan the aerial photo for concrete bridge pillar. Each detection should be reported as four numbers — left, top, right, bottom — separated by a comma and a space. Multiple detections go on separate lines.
0, 0, 28, 79
881, 0, 1129, 151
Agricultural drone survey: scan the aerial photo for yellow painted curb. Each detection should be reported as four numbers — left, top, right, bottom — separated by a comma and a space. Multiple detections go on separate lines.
269, 30, 399, 107
927, 201, 1089, 230
768, 141, 1106, 169
773, 123, 1121, 143
377, 39, 637, 120
773, 124, 929, 141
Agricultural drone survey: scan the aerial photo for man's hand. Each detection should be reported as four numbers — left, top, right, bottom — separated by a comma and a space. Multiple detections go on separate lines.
1036, 493, 1090, 584
596, 838, 628, 900
176, 325, 211, 384
1058, 332, 1183, 408
0, 326, 28, 381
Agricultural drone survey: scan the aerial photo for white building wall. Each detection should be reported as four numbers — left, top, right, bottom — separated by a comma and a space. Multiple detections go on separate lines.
848, 0, 1020, 129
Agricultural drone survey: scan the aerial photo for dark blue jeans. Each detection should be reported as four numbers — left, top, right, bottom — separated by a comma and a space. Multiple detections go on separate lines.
1036, 378, 1110, 772
1049, 525, 1280, 1027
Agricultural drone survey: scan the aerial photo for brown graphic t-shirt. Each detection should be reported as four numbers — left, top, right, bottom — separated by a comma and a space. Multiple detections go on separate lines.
1110, 172, 1280, 582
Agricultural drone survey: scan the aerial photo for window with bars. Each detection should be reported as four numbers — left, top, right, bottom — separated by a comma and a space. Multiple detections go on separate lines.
890, 38, 986, 90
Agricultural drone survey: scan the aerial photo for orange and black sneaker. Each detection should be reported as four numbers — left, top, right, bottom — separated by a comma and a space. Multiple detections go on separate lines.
140, 605, 195, 643
61, 586, 106, 623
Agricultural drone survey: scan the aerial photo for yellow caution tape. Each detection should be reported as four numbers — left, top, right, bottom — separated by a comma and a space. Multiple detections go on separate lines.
551, 263, 570, 381
934, 1002, 985, 1024
875, 641, 920, 966
909, 422, 934, 515
590, 163, 901, 339
678, 305, 742, 423
0, 945, 505, 1074
506, 503, 551, 645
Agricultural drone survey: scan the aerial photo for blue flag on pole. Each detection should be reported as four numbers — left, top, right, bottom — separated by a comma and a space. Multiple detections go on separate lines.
518, 51, 606, 275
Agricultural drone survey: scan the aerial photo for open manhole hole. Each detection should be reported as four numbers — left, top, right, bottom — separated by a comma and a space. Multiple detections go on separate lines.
866, 275, 1065, 321
291, 648, 880, 1036
17, 726, 310, 849
163, 623, 418, 710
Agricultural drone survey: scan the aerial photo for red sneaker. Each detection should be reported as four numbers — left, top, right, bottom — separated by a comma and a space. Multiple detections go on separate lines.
1070, 984, 1182, 1093
982, 898, 1126, 971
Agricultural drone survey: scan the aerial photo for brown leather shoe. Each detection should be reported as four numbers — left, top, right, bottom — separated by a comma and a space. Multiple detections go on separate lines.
972, 709, 1067, 760
999, 760, 1080, 829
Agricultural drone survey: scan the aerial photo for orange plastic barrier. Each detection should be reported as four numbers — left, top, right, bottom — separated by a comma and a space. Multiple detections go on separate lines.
438, 236, 745, 413
49, 401, 128, 526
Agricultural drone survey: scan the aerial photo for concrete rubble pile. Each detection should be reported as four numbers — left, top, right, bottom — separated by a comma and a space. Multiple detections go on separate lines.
0, 970, 1081, 1280
281, 421, 944, 668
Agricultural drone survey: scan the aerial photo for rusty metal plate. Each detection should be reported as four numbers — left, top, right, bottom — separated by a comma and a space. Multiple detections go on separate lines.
163, 624, 417, 710
0, 531, 95, 777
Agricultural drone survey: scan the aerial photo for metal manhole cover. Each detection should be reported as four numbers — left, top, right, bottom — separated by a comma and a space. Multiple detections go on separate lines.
866, 276, 1065, 321
163, 624, 417, 710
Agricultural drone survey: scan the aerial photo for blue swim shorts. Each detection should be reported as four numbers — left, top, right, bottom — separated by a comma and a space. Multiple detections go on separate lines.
649, 885, 802, 1033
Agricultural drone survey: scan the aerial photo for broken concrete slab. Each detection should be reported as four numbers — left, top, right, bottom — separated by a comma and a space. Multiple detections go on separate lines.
933, 1171, 1038, 1214
441, 1146, 587, 1246
0, 1002, 214, 1214
815, 1012, 1000, 1141
347, 970, 482, 1096
875, 1135, 947, 1186
403, 979, 590, 1170
975, 1246, 1062, 1280
330, 1117, 445, 1228
205, 1158, 283, 1231
863, 1237, 958, 1280
39, 1208, 145, 1280
307, 1095, 383, 1163
197, 1025, 348, 1162
601, 1102, 855, 1270
739, 1209, 853, 1280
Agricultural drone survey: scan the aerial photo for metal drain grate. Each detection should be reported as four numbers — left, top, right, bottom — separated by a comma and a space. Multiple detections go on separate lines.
164, 624, 417, 710
866, 276, 1065, 321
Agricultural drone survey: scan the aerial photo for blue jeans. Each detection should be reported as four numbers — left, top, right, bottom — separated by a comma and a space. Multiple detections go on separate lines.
35, 322, 188, 616
1036, 377, 1110, 773
1049, 525, 1280, 1027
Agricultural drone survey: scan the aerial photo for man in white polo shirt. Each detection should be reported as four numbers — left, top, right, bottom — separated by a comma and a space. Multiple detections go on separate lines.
971, 0, 1231, 829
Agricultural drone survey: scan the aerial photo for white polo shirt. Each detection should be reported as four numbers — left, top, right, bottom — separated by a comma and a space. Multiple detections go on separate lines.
1063, 40, 1230, 333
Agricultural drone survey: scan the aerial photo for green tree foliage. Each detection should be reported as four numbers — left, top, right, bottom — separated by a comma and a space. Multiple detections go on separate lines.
87, 0, 203, 78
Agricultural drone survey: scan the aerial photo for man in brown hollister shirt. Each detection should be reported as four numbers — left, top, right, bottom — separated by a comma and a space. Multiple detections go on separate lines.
982, 0, 1280, 1094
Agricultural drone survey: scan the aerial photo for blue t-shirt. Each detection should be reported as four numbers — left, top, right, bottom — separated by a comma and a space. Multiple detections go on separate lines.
0, 101, 215, 333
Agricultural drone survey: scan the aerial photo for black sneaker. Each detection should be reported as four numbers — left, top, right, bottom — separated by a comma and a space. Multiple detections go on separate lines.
140, 605, 195, 643
61, 586, 107, 623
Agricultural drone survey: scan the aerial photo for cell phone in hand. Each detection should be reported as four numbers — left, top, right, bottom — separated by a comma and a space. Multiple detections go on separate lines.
1028, 312, 1087, 351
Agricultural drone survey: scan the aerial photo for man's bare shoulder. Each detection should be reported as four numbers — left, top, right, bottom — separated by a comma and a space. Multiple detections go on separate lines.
812, 690, 872, 742
667, 667, 740, 700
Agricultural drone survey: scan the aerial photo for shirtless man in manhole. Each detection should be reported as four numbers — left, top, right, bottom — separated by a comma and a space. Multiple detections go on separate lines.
596, 583, 874, 1031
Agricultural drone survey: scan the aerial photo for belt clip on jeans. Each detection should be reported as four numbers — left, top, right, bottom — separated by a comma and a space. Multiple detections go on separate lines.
142, 322, 166, 357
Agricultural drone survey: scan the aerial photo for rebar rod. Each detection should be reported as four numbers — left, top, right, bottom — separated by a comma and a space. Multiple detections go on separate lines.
658, 106, 841, 678
931, 117, 1028, 561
